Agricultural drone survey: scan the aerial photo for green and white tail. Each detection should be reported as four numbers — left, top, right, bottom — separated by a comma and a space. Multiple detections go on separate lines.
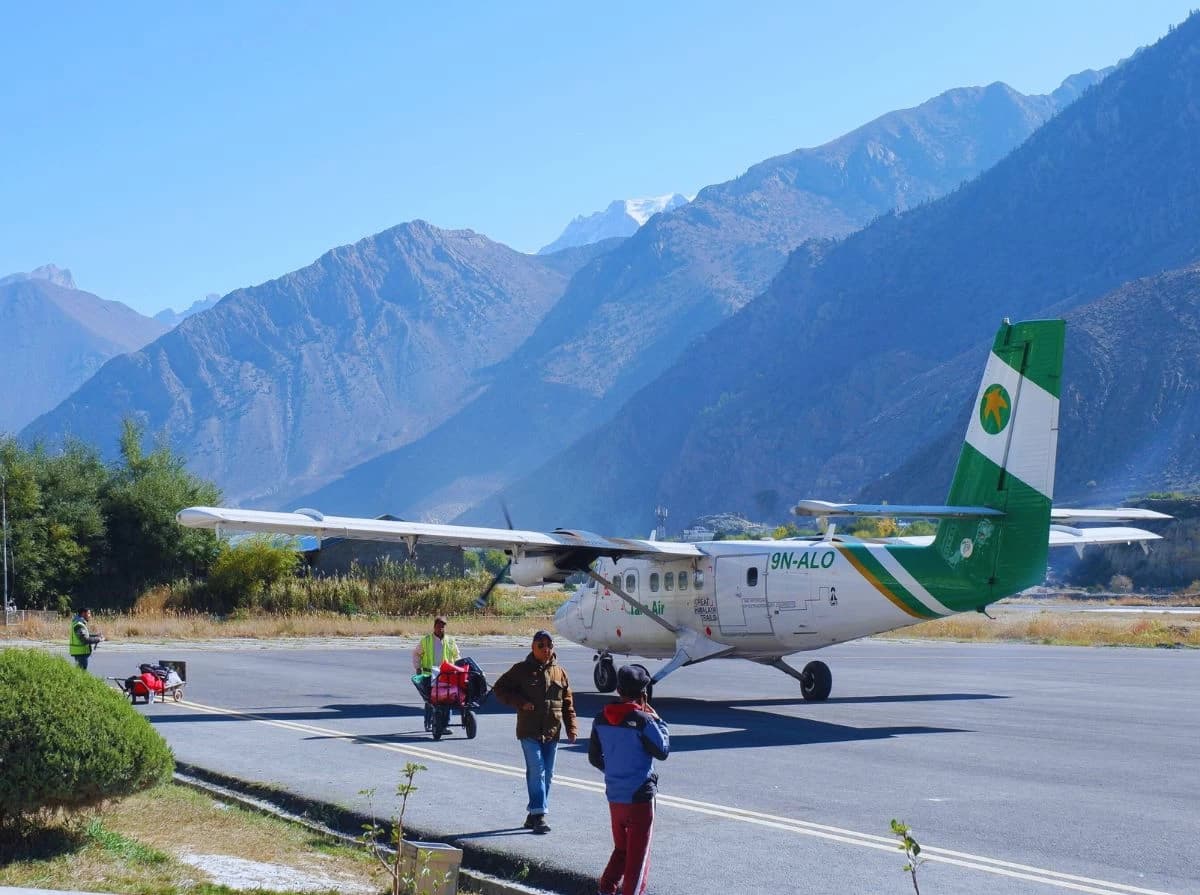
930, 318, 1064, 611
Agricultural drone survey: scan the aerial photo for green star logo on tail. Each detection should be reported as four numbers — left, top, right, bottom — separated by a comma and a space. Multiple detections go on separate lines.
979, 384, 1011, 434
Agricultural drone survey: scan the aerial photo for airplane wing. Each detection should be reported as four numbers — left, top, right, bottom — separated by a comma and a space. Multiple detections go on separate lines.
176, 506, 704, 560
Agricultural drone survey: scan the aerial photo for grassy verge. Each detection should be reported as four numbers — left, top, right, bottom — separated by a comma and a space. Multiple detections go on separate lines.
880, 606, 1200, 647
0, 783, 389, 894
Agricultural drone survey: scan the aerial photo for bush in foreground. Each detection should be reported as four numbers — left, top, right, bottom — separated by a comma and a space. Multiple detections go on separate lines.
0, 649, 174, 834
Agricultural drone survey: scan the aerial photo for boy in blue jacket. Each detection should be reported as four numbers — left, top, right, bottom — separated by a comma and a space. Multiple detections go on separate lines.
588, 663, 669, 895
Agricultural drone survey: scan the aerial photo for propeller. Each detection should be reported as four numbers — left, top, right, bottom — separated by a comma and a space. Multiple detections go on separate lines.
474, 501, 514, 610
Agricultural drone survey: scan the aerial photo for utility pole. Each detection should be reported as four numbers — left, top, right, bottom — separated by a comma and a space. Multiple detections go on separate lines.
655, 504, 669, 541
1, 471, 10, 623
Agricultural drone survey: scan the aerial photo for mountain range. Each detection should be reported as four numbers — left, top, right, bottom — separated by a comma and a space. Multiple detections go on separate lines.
19, 56, 1146, 530
0, 267, 166, 433
22, 224, 614, 503
490, 15, 1200, 534
293, 69, 1107, 521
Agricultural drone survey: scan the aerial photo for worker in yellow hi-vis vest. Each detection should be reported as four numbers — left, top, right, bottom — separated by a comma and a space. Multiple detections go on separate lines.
68, 607, 104, 671
412, 616, 459, 730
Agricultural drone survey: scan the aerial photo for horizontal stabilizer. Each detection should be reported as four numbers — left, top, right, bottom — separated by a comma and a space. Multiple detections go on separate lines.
1050, 508, 1172, 523
888, 526, 1161, 549
1048, 525, 1162, 547
792, 499, 1004, 519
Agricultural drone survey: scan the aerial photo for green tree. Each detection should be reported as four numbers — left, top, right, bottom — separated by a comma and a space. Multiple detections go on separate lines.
0, 439, 108, 611
98, 420, 221, 605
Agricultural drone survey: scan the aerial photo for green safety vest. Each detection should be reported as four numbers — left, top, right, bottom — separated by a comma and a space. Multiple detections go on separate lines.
69, 617, 92, 656
419, 634, 459, 673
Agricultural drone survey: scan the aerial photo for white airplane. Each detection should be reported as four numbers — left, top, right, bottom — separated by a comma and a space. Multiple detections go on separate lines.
177, 318, 1168, 701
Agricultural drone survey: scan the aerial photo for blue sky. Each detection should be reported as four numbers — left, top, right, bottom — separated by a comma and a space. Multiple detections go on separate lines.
1, 2, 1194, 316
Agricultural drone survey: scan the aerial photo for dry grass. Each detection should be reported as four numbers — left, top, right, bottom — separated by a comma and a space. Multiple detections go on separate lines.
881, 609, 1200, 647
0, 585, 568, 643
0, 783, 385, 893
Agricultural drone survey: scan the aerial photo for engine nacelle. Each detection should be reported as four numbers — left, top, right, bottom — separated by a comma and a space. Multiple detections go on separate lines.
509, 555, 569, 586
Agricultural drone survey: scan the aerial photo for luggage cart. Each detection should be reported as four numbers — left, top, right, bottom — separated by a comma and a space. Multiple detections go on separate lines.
412, 657, 488, 741
111, 662, 185, 704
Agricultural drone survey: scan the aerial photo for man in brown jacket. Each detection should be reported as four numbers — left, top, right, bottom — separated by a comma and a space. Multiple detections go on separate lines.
492, 629, 578, 834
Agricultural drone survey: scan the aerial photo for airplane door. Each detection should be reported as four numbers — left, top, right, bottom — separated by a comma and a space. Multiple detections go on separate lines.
714, 555, 773, 635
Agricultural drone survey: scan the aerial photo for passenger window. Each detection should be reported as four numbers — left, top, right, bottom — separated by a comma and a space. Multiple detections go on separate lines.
678, 571, 688, 591
649, 572, 659, 592
693, 570, 704, 590
626, 572, 637, 593
747, 567, 758, 587
664, 572, 674, 591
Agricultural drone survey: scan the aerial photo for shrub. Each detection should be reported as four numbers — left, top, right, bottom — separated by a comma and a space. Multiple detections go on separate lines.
204, 536, 300, 613
0, 649, 174, 831
1109, 574, 1134, 593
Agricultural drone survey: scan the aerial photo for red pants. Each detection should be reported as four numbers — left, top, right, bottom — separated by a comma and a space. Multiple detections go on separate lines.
599, 800, 654, 895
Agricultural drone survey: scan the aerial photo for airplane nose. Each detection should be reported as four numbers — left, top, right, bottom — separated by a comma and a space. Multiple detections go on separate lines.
554, 596, 579, 639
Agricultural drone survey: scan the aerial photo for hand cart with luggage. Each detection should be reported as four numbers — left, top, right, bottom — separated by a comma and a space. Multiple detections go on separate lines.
111, 661, 186, 704
411, 657, 488, 740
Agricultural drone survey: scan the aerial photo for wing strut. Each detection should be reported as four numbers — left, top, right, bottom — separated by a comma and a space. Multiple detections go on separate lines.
585, 569, 678, 634
585, 569, 733, 683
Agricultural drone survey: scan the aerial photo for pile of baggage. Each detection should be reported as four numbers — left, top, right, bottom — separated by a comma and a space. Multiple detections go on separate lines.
112, 662, 186, 704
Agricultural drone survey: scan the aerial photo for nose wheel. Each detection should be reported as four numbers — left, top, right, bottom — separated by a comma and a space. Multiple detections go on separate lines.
593, 653, 617, 692
800, 660, 832, 702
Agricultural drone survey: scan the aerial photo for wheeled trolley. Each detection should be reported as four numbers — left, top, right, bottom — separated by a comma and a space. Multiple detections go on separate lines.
411, 657, 488, 740
111, 662, 185, 704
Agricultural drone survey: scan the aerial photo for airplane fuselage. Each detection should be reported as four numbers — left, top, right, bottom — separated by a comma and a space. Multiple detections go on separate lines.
553, 537, 941, 661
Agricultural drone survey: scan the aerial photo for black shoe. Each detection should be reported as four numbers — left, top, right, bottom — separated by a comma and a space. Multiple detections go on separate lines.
531, 816, 551, 834
522, 813, 537, 830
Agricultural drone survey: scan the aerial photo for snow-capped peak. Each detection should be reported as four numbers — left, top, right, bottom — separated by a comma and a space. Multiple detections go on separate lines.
624, 193, 689, 225
538, 192, 691, 255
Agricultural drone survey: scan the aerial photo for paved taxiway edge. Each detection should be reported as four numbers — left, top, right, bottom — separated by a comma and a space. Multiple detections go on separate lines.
174, 761, 588, 895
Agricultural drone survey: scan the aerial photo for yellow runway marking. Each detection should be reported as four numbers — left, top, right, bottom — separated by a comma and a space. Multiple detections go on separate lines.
172, 699, 1176, 895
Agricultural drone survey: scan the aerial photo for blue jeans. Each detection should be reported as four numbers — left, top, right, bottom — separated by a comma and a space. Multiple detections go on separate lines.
520, 738, 559, 815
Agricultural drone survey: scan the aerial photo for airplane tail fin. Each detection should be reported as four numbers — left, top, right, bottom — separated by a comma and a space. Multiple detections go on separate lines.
931, 319, 1064, 610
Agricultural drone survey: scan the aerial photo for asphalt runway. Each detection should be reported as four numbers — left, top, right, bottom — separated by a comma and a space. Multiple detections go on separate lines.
83, 638, 1199, 894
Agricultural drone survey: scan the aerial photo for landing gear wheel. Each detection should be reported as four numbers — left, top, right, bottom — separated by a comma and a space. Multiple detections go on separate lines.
594, 656, 617, 693
463, 710, 478, 740
432, 705, 450, 740
800, 660, 832, 702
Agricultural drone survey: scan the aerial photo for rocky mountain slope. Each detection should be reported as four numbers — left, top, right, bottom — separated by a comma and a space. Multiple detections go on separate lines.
0, 270, 166, 433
